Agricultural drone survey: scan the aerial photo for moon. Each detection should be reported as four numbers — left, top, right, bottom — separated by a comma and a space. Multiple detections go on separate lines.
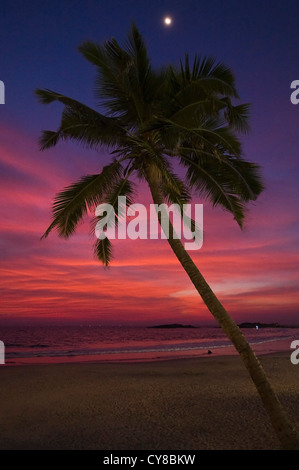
164, 17, 172, 26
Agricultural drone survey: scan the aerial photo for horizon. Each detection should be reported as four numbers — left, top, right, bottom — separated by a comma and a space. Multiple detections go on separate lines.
1, 0, 299, 327
1, 318, 299, 329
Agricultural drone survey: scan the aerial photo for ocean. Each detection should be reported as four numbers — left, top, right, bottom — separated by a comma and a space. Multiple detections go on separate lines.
1, 324, 298, 366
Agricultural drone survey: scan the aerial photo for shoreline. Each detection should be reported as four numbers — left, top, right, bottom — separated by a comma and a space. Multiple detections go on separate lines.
4, 336, 295, 367
1, 350, 298, 450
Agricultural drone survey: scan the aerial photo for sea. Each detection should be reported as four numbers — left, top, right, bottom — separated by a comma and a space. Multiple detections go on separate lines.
1, 324, 298, 366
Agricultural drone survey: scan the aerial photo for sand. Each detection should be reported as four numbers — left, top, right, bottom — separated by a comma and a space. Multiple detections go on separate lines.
1, 352, 298, 450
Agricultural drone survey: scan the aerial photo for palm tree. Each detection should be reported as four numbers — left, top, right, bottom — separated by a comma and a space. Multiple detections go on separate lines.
35, 24, 298, 449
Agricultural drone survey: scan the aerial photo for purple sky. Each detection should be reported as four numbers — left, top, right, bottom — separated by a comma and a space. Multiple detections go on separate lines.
0, 0, 299, 326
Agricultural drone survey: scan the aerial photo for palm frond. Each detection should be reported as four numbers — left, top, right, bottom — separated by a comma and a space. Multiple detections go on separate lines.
167, 99, 220, 128
38, 130, 61, 150
160, 169, 201, 242
107, 177, 136, 218
126, 22, 150, 83
151, 115, 242, 158
79, 25, 162, 125
42, 162, 122, 239
224, 102, 251, 134
182, 155, 256, 226
91, 176, 136, 234
193, 169, 246, 226
79, 37, 137, 121
176, 54, 238, 98
126, 23, 153, 107
159, 167, 191, 206
94, 236, 113, 267
215, 157, 264, 201
77, 41, 109, 68
35, 89, 125, 150
92, 175, 136, 266
179, 150, 264, 202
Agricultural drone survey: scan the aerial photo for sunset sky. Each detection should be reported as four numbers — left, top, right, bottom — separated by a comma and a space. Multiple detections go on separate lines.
1, 0, 299, 326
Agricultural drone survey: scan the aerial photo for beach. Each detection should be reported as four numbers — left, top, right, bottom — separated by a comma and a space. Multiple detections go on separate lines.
1, 350, 298, 450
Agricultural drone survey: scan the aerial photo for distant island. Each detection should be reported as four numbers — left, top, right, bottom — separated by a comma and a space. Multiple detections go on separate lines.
149, 323, 197, 329
238, 322, 283, 328
149, 322, 297, 330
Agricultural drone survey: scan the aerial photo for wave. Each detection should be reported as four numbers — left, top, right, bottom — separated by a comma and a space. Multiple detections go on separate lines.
5, 343, 49, 349
5, 335, 293, 360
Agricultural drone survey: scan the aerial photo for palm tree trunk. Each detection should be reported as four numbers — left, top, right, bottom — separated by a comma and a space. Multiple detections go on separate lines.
147, 172, 299, 450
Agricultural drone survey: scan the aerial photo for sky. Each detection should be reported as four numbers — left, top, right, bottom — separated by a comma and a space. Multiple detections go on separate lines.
0, 0, 299, 326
